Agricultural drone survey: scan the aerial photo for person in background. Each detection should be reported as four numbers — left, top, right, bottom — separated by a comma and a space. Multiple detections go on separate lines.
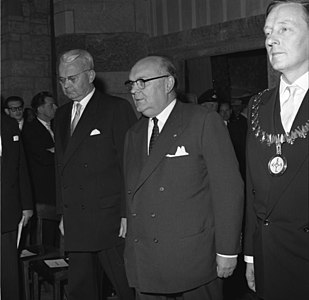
123, 55, 244, 300
245, 1, 309, 299
54, 49, 136, 300
4, 95, 25, 130
197, 88, 219, 111
1, 114, 33, 300
219, 101, 232, 125
22, 91, 59, 247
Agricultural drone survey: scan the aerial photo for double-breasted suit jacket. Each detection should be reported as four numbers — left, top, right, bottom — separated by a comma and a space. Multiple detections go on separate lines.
1, 114, 33, 233
54, 90, 136, 251
124, 101, 244, 293
22, 118, 56, 206
245, 88, 309, 300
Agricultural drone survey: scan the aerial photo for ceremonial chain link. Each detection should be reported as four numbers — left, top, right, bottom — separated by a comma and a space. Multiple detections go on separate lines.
251, 89, 309, 147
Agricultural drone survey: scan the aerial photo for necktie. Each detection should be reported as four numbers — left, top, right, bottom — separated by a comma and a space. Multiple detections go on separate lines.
149, 117, 159, 154
71, 103, 82, 135
281, 85, 298, 132
46, 122, 54, 141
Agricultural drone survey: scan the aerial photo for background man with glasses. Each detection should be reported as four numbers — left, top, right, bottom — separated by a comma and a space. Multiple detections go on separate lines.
54, 49, 136, 300
4, 95, 25, 130
123, 56, 244, 300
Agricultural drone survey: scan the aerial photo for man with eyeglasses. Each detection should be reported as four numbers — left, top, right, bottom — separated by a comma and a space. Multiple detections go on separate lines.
4, 96, 25, 130
54, 49, 136, 300
123, 56, 244, 300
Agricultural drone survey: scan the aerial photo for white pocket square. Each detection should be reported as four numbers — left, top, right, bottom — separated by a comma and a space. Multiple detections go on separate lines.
166, 146, 189, 157
13, 135, 19, 142
90, 129, 101, 136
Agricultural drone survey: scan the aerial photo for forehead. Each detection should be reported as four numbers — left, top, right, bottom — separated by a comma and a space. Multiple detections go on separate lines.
43, 96, 55, 105
265, 3, 307, 26
59, 60, 83, 75
130, 58, 162, 79
7, 100, 23, 107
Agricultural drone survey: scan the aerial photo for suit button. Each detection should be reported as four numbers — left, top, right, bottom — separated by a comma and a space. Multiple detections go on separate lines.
153, 238, 158, 243
252, 189, 256, 195
84, 164, 88, 168
134, 238, 139, 243
264, 219, 270, 226
132, 213, 137, 217
151, 213, 156, 218
81, 204, 85, 209
303, 226, 309, 233
159, 187, 164, 192
128, 190, 132, 195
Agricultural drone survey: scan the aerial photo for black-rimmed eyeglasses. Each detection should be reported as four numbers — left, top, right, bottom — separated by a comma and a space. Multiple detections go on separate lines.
8, 106, 23, 112
124, 75, 169, 92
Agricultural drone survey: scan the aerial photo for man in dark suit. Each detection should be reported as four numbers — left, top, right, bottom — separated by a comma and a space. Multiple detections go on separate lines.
54, 49, 136, 300
245, 1, 309, 299
1, 114, 33, 300
22, 91, 58, 246
123, 56, 244, 300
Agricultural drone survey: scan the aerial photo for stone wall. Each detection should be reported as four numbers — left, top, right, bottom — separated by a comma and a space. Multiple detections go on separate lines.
1, 0, 52, 107
1, 0, 279, 108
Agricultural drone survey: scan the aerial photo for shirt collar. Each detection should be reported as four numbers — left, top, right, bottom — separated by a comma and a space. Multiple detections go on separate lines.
280, 72, 309, 94
74, 88, 95, 109
37, 117, 50, 127
152, 99, 177, 127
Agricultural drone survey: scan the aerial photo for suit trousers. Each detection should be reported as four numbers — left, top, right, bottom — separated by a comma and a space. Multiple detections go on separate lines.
1, 230, 20, 300
67, 243, 134, 300
136, 278, 223, 300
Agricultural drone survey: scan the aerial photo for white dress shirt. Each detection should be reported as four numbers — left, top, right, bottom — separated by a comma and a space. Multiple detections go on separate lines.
70, 88, 95, 123
147, 99, 176, 154
280, 72, 308, 132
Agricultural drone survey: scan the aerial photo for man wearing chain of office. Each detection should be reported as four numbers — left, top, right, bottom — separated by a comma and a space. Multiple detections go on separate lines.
244, 1, 309, 300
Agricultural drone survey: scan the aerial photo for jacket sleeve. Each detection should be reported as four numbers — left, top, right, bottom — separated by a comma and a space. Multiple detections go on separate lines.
202, 111, 244, 255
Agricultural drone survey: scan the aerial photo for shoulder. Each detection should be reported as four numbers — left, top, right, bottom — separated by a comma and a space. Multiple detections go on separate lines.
95, 91, 132, 109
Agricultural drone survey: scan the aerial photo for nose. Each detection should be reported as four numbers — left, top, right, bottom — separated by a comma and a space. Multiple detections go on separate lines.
130, 82, 140, 95
266, 33, 279, 47
62, 78, 71, 89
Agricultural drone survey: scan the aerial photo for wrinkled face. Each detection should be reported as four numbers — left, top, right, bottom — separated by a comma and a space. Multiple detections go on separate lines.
58, 60, 95, 101
264, 3, 309, 82
201, 101, 218, 112
38, 97, 57, 121
219, 103, 232, 121
129, 58, 171, 118
6, 100, 24, 121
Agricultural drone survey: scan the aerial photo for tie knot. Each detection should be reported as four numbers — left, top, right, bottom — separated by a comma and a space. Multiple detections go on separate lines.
74, 102, 82, 112
152, 117, 158, 126
286, 85, 299, 97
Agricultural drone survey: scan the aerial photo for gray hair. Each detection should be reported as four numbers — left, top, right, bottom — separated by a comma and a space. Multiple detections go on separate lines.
59, 49, 94, 70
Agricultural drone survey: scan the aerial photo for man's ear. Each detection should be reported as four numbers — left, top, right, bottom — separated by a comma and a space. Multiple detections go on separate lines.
165, 76, 175, 94
88, 70, 96, 84
4, 108, 10, 116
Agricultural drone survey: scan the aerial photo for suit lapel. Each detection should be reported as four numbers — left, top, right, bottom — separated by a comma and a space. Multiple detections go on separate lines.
62, 93, 99, 167
133, 101, 184, 193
